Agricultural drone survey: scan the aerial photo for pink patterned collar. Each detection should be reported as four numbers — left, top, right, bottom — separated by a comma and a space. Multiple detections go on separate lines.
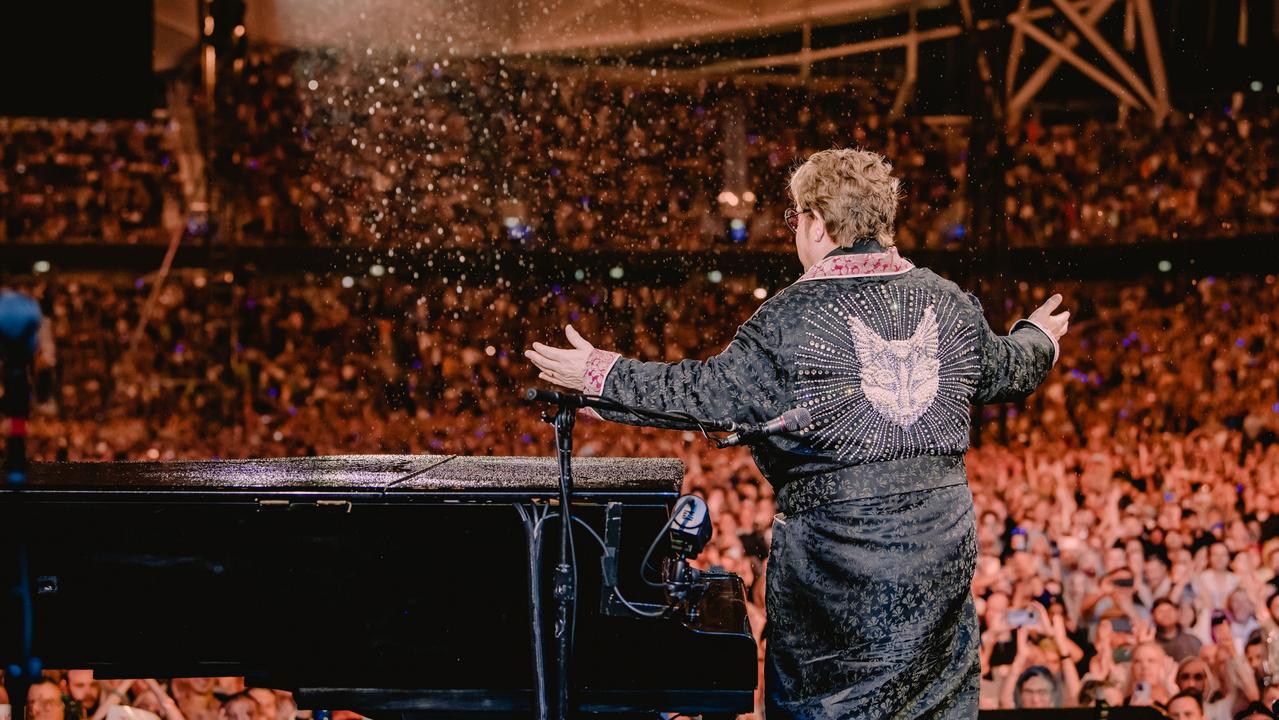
794, 247, 915, 283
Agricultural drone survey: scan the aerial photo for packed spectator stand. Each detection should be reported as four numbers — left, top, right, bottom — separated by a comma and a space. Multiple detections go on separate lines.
0, 117, 182, 246
4, 42, 1279, 720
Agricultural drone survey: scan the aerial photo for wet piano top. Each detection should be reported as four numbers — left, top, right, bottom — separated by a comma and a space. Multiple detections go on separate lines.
5, 454, 685, 501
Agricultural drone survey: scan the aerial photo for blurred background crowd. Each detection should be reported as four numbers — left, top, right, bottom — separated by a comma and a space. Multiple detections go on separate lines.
6, 263, 1279, 716
0, 117, 182, 245
4, 0, 1279, 717
7, 49, 1279, 254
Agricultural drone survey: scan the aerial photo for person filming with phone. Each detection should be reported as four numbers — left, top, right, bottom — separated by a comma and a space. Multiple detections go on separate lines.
1081, 567, 1152, 628
998, 601, 1084, 708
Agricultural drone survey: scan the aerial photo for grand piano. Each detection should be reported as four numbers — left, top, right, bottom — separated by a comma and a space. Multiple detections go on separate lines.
0, 455, 758, 718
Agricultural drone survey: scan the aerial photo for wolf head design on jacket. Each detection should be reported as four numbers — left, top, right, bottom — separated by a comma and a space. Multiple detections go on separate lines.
848, 306, 940, 430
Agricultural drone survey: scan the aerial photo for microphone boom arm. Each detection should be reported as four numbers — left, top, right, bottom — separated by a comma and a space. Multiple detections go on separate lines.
523, 388, 735, 435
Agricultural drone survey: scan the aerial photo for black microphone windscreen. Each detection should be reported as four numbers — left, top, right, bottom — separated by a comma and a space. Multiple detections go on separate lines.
670, 495, 712, 556
782, 407, 813, 432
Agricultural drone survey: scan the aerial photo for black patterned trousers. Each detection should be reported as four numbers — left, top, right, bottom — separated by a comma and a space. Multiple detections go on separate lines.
764, 483, 980, 719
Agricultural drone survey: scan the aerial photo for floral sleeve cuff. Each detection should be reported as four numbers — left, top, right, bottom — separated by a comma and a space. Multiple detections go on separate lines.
581, 349, 621, 419
1011, 318, 1060, 367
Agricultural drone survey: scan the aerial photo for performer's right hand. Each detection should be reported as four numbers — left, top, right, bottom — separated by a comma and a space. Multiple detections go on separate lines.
1028, 293, 1070, 341
524, 324, 595, 392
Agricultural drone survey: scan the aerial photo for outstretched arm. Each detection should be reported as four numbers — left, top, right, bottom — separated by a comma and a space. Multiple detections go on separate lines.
972, 293, 1068, 404
526, 307, 781, 428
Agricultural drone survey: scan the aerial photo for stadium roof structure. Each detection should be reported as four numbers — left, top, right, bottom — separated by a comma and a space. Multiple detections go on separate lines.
237, 0, 1175, 122
495, 0, 935, 54
241, 0, 930, 54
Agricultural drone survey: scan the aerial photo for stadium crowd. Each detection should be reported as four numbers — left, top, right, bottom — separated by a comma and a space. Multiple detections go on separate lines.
2, 260, 1276, 717
1004, 106, 1279, 247
3, 49, 1277, 256
213, 48, 1279, 252
5, 43, 1279, 720
0, 116, 181, 245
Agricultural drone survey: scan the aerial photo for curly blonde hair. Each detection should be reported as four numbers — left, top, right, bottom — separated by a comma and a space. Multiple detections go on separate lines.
788, 148, 901, 248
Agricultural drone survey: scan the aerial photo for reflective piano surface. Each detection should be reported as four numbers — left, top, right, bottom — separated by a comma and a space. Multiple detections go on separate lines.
0, 455, 757, 717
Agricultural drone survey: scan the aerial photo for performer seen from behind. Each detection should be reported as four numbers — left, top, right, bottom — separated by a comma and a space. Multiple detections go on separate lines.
526, 148, 1069, 718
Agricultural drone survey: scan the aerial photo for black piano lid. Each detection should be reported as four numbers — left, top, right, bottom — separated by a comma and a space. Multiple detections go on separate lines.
2, 454, 685, 503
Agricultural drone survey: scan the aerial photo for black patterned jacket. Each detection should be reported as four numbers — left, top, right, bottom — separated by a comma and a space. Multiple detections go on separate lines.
583, 244, 1058, 498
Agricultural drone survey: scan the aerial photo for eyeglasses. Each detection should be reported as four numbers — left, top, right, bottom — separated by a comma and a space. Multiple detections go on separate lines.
784, 207, 812, 233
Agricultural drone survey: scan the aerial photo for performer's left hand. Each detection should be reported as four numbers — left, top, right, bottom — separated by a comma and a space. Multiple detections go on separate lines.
524, 325, 595, 391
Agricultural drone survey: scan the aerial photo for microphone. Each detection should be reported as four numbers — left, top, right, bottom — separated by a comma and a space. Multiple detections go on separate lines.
668, 495, 712, 559
523, 387, 738, 432
663, 495, 713, 618
717, 407, 813, 447
524, 387, 588, 408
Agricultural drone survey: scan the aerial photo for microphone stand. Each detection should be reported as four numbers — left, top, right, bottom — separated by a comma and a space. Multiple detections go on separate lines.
525, 388, 730, 434
523, 388, 725, 720
549, 399, 575, 720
